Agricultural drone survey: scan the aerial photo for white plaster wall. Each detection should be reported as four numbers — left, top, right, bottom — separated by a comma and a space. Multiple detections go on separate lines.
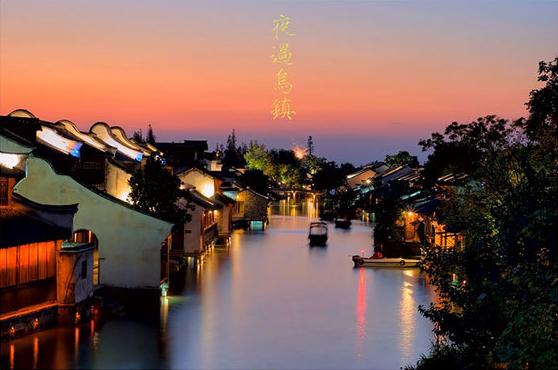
14, 157, 173, 289
178, 170, 215, 197
184, 206, 203, 254
105, 161, 132, 202
57, 249, 94, 304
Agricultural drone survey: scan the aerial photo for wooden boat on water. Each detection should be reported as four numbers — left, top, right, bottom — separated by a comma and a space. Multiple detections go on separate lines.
308, 222, 328, 246
352, 255, 420, 268
334, 218, 352, 229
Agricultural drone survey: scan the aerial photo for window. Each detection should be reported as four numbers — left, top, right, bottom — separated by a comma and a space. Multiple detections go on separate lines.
81, 260, 87, 279
0, 177, 8, 206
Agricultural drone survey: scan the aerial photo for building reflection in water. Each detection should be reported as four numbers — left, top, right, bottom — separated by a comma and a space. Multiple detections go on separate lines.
400, 269, 418, 361
276, 197, 319, 219
355, 267, 367, 358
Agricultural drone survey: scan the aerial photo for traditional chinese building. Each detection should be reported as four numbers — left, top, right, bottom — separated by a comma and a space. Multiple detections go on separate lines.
1, 110, 174, 293
174, 189, 219, 257
156, 140, 209, 168
346, 162, 389, 189
0, 178, 96, 337
176, 166, 234, 237
230, 187, 270, 230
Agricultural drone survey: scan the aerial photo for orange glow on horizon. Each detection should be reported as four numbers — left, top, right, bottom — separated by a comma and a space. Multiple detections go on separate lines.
0, 1, 554, 145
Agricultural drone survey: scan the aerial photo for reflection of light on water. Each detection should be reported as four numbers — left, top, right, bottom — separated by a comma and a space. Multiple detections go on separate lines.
33, 336, 39, 369
74, 327, 80, 362
400, 274, 417, 362
355, 267, 367, 358
90, 319, 95, 339
10, 344, 15, 369
290, 204, 298, 217
306, 198, 319, 220
403, 269, 419, 279
200, 247, 218, 368
277, 197, 319, 218
160, 297, 169, 335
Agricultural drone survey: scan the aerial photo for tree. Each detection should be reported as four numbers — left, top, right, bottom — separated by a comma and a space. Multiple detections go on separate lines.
411, 57, 558, 369
146, 124, 156, 144
239, 169, 269, 195
384, 150, 419, 168
244, 141, 272, 174
419, 116, 514, 186
299, 154, 324, 189
222, 129, 246, 168
372, 178, 408, 245
129, 156, 190, 223
132, 129, 144, 143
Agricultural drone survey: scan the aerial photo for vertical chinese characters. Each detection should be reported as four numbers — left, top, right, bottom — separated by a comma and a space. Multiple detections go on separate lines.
271, 14, 296, 121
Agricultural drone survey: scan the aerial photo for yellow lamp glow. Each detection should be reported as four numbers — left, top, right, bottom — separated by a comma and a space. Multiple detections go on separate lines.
0, 153, 23, 169
200, 182, 215, 198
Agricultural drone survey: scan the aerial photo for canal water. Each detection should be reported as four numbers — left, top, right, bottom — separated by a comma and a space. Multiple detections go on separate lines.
1, 208, 436, 369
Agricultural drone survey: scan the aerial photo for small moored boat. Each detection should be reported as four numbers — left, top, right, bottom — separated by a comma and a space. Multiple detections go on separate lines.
352, 255, 420, 268
334, 219, 352, 229
308, 222, 328, 246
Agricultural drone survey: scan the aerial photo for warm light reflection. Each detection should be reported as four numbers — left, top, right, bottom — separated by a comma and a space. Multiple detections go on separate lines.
33, 336, 39, 369
355, 267, 367, 358
0, 153, 23, 169
306, 198, 319, 220
90, 319, 95, 340
118, 189, 131, 203
200, 182, 215, 198
400, 274, 417, 362
74, 327, 80, 360
9, 344, 15, 369
160, 297, 169, 335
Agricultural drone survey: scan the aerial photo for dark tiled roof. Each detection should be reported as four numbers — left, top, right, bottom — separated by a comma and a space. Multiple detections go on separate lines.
183, 189, 218, 209
212, 193, 235, 205
0, 194, 77, 248
413, 197, 440, 215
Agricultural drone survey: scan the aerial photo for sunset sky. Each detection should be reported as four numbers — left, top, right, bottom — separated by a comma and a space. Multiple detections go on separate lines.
1, 0, 556, 164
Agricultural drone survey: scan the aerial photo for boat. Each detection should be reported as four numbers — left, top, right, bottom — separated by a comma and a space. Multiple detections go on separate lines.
334, 218, 352, 229
352, 255, 420, 268
308, 222, 328, 246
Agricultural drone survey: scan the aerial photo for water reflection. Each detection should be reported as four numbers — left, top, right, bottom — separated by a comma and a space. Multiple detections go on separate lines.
9, 344, 14, 369
33, 337, 38, 369
355, 267, 367, 359
400, 270, 418, 361
275, 198, 319, 219
1, 211, 435, 369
